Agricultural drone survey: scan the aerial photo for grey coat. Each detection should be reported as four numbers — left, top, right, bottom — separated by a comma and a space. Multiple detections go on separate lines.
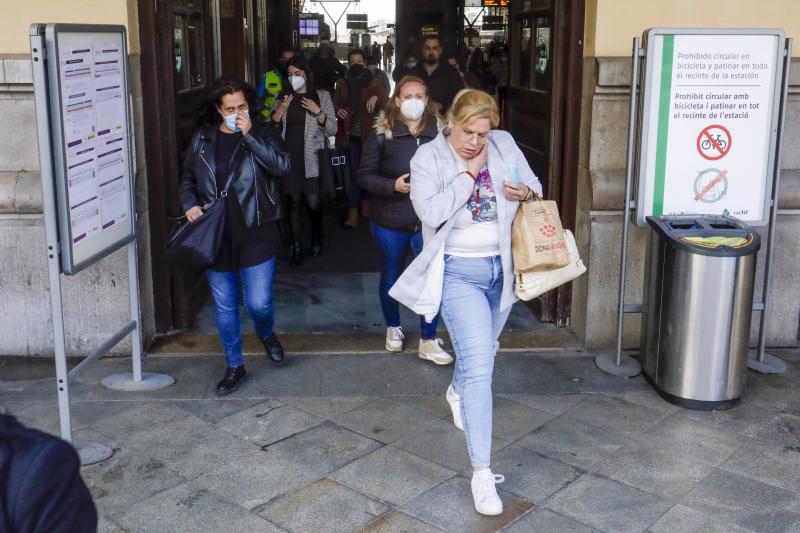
274, 89, 338, 179
389, 129, 543, 315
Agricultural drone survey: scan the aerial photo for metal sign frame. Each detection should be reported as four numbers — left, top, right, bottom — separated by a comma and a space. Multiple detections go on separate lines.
30, 23, 173, 465
635, 28, 786, 228
45, 24, 137, 275
595, 29, 793, 378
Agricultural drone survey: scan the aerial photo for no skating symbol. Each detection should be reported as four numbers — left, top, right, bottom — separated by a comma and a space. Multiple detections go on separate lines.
696, 124, 732, 161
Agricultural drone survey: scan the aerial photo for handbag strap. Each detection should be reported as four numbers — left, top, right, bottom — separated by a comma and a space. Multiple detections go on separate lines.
219, 140, 244, 197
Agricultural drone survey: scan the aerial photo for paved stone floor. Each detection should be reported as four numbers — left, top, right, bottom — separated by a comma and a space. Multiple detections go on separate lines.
1, 348, 800, 533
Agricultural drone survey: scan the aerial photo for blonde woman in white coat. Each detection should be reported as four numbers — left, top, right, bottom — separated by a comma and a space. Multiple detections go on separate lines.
391, 89, 542, 516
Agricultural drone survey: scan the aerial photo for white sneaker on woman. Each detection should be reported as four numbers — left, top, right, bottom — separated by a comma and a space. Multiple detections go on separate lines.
471, 470, 505, 516
418, 338, 454, 365
445, 384, 464, 431
385, 326, 404, 352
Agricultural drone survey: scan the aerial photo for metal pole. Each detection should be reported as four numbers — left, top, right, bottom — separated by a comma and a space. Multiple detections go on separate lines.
101, 236, 174, 392
749, 38, 792, 374
615, 37, 643, 365
595, 37, 643, 378
128, 241, 143, 382
29, 26, 73, 443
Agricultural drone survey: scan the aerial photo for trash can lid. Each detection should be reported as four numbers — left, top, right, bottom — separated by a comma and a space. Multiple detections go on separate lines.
646, 215, 761, 257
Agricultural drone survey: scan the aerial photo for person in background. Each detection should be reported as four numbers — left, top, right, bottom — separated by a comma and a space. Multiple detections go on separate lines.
468, 46, 496, 96
413, 35, 465, 114
448, 55, 483, 90
334, 49, 389, 228
382, 38, 395, 71
392, 47, 419, 82
270, 56, 337, 266
0, 415, 97, 533
181, 79, 290, 395
367, 55, 391, 96
309, 44, 347, 94
371, 42, 382, 69
393, 89, 542, 516
359, 76, 452, 364
257, 46, 296, 118
490, 43, 510, 92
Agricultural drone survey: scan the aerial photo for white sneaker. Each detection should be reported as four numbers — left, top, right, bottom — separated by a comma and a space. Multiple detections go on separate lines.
446, 384, 464, 431
471, 470, 505, 516
385, 326, 404, 352
418, 338, 454, 365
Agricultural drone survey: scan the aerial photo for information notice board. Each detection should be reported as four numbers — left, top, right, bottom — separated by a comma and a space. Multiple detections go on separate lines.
45, 24, 135, 274
636, 29, 786, 227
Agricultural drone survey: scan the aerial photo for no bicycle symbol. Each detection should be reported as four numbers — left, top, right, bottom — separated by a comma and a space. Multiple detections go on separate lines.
696, 124, 732, 161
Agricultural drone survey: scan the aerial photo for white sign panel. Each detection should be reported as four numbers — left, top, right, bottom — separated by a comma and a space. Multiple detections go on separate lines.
636, 29, 785, 226
46, 25, 135, 273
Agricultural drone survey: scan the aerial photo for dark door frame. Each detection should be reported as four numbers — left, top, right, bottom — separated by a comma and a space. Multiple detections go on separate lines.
138, 0, 178, 332
507, 0, 584, 326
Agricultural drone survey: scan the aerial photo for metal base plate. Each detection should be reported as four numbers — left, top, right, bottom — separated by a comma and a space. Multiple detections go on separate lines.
594, 352, 642, 378
100, 372, 175, 391
77, 440, 114, 466
747, 350, 787, 374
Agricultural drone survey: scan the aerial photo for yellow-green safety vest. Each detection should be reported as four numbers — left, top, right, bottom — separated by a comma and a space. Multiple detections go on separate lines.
261, 69, 283, 118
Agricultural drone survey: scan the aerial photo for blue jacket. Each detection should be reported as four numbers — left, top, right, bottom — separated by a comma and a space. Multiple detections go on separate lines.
0, 415, 97, 533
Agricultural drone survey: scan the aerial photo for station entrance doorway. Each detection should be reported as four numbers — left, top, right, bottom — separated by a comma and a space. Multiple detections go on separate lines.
137, 0, 584, 351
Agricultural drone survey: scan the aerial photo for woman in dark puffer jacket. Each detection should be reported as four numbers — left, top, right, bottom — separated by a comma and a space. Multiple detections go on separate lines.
358, 76, 452, 365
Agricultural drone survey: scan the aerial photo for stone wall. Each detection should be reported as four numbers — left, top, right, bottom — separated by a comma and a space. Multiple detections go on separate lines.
0, 54, 154, 356
572, 56, 800, 350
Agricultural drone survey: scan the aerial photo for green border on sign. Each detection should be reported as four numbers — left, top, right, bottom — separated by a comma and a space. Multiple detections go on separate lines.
653, 34, 674, 216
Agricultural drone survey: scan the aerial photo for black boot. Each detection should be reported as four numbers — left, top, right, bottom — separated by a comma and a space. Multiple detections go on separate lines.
261, 334, 285, 365
289, 242, 304, 267
311, 234, 322, 258
215, 365, 247, 396
309, 206, 323, 258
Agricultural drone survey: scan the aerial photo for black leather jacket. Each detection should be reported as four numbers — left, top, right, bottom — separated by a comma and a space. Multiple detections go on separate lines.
180, 122, 290, 227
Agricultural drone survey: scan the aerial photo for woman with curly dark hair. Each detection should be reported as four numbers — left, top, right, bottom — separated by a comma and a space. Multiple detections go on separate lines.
180, 79, 290, 395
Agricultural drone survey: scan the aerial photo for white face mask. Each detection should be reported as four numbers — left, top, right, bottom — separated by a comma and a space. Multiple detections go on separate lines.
400, 98, 426, 121
289, 75, 306, 91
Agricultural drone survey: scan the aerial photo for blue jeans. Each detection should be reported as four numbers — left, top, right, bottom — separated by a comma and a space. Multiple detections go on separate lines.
371, 222, 439, 339
207, 258, 276, 368
440, 255, 511, 467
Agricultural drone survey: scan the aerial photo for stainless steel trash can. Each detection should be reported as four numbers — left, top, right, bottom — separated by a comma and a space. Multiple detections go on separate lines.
640, 215, 761, 410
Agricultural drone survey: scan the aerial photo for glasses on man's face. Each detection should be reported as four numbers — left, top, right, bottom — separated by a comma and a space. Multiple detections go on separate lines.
459, 129, 489, 145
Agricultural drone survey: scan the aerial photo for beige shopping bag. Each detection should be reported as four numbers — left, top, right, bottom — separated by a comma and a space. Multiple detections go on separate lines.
511, 199, 570, 273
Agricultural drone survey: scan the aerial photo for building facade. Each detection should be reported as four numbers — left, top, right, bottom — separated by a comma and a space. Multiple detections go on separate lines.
0, 0, 798, 356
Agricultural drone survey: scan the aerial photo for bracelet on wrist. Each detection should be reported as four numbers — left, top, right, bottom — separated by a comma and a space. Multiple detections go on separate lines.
523, 187, 533, 202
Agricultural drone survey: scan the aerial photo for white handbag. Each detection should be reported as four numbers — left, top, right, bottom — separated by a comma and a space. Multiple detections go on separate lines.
515, 230, 586, 301
412, 246, 445, 323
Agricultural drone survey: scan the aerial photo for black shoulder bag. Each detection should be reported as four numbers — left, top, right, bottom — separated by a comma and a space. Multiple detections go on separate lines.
164, 170, 237, 271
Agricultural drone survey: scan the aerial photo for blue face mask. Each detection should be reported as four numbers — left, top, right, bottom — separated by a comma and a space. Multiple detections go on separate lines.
224, 113, 240, 132
407, 62, 417, 69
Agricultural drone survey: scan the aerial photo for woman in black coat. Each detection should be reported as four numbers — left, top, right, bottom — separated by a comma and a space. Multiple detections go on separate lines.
180, 79, 290, 395
358, 75, 452, 365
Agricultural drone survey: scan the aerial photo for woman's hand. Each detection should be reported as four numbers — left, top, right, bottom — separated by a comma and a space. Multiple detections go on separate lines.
394, 174, 411, 193
301, 97, 321, 115
336, 108, 350, 120
236, 110, 252, 137
185, 206, 204, 222
466, 145, 488, 178
503, 181, 530, 202
272, 95, 293, 122
366, 95, 379, 113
